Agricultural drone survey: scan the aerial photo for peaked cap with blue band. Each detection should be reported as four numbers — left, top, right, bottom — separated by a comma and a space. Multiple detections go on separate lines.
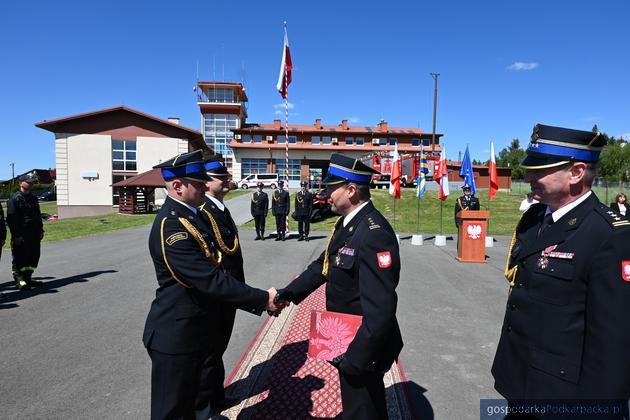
521, 124, 606, 169
153, 150, 211, 182
323, 153, 379, 185
203, 154, 230, 177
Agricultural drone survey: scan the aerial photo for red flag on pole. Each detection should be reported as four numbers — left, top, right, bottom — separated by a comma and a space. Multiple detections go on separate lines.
276, 25, 292, 99
489, 142, 498, 200
435, 145, 450, 201
389, 144, 401, 199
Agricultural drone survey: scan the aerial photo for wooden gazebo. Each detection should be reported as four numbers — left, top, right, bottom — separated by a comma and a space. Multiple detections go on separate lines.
111, 168, 165, 214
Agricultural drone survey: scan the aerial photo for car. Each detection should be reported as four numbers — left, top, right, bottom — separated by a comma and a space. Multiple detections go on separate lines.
238, 173, 279, 189
38, 191, 56, 201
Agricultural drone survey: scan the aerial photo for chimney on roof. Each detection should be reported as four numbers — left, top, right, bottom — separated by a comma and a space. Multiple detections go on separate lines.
273, 119, 281, 130
378, 119, 388, 132
341, 119, 348, 130
315, 118, 322, 129
168, 117, 180, 125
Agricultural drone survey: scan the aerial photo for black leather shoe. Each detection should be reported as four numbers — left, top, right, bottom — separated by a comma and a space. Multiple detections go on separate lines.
297, 236, 303, 241
255, 236, 261, 241
305, 236, 310, 242
261, 235, 265, 241
275, 236, 281, 241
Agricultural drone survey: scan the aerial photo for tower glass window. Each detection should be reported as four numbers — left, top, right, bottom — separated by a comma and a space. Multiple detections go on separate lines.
203, 88, 236, 103
203, 113, 239, 156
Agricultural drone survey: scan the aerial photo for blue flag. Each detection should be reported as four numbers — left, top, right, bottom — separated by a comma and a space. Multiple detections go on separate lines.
459, 145, 476, 195
416, 151, 429, 199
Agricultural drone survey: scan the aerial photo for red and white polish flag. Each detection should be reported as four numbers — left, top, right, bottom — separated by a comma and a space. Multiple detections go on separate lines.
276, 26, 292, 99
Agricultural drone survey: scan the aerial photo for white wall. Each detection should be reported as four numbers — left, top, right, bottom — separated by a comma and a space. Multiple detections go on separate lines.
136, 136, 187, 172
66, 134, 113, 205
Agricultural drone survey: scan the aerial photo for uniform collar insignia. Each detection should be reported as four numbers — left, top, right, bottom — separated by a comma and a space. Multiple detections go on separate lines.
567, 218, 577, 226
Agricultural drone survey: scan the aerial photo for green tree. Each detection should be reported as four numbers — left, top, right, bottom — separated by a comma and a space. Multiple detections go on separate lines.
497, 138, 526, 180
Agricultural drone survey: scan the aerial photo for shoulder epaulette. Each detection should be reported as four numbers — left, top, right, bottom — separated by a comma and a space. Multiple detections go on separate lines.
595, 204, 630, 229
366, 215, 381, 230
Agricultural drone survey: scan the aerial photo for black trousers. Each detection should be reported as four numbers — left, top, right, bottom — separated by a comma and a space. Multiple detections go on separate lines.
253, 215, 266, 237
207, 306, 237, 405
275, 214, 287, 236
297, 216, 310, 237
339, 371, 387, 420
148, 348, 217, 420
11, 234, 41, 280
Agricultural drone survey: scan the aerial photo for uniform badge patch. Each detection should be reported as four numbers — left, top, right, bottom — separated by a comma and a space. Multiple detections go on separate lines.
166, 232, 188, 245
622, 261, 630, 282
377, 251, 392, 269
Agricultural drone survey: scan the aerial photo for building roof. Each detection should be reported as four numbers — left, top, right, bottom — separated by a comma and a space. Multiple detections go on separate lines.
228, 141, 442, 154
111, 168, 165, 188
35, 105, 207, 150
235, 121, 439, 137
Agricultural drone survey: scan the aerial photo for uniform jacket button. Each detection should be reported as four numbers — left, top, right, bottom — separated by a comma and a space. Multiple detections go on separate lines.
506, 326, 512, 332
559, 369, 566, 376
516, 283, 523, 288
510, 304, 517, 311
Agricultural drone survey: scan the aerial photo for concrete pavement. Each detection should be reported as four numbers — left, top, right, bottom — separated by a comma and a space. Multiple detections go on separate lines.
1, 196, 509, 419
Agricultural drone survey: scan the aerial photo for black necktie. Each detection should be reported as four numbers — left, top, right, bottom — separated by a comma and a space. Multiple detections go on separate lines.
538, 213, 553, 238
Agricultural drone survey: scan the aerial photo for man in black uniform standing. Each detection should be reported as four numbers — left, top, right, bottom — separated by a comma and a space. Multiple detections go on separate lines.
143, 150, 281, 420
197, 154, 247, 411
454, 184, 480, 227
0, 200, 6, 298
271, 180, 290, 241
250, 182, 268, 240
275, 154, 403, 420
7, 174, 44, 291
492, 124, 630, 413
294, 181, 313, 241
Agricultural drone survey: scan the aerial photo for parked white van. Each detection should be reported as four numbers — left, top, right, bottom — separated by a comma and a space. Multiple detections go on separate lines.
238, 173, 279, 189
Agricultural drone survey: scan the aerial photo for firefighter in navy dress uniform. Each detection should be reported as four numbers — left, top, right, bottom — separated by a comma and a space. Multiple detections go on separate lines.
250, 182, 269, 240
454, 184, 480, 227
275, 154, 403, 420
7, 174, 44, 290
0, 200, 6, 298
294, 181, 313, 241
492, 124, 630, 416
197, 155, 248, 411
271, 180, 290, 241
142, 150, 280, 420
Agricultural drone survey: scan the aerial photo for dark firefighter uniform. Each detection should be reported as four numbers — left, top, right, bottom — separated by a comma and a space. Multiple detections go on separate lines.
454, 184, 480, 227
250, 182, 269, 240
277, 154, 403, 420
197, 155, 246, 409
0, 200, 6, 262
143, 151, 269, 420
271, 181, 290, 241
492, 124, 630, 412
294, 181, 313, 241
7, 175, 44, 290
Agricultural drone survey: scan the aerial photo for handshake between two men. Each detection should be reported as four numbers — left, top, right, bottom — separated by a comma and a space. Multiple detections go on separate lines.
265, 287, 292, 317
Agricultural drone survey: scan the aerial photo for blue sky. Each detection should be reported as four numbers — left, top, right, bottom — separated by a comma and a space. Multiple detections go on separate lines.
2, 0, 629, 179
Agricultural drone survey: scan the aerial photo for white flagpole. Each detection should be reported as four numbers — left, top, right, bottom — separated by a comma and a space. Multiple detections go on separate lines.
283, 22, 290, 236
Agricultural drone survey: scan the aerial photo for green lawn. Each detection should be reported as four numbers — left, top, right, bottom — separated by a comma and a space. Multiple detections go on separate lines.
241, 189, 524, 236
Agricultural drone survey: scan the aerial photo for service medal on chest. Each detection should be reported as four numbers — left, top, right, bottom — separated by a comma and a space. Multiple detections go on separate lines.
335, 254, 342, 266
537, 256, 549, 269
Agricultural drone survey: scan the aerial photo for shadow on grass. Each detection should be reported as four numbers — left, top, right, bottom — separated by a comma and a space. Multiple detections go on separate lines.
0, 270, 118, 309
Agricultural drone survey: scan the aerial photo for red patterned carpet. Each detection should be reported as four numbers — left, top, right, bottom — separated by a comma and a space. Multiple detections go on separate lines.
221, 285, 414, 419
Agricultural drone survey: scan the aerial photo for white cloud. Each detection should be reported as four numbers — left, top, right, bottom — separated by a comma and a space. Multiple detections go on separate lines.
506, 62, 539, 71
348, 117, 362, 124
273, 102, 295, 110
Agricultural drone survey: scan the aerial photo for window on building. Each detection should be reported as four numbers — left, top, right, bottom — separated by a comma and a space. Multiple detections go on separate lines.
241, 158, 268, 176
275, 159, 301, 181
204, 88, 236, 103
412, 138, 421, 147
112, 174, 133, 206
277, 135, 297, 144
422, 138, 432, 147
345, 137, 354, 145
379, 138, 387, 145
322, 136, 332, 145
253, 135, 262, 143
242, 134, 252, 143
112, 140, 137, 171
203, 113, 239, 156
355, 137, 365, 146
389, 138, 397, 146
311, 136, 320, 145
